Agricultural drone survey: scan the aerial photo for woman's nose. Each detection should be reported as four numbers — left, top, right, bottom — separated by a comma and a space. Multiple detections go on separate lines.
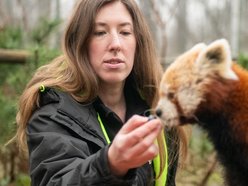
109, 33, 121, 53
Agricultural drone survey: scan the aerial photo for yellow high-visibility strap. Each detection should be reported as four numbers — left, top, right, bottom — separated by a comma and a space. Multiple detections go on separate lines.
153, 131, 168, 186
97, 112, 111, 144
97, 112, 168, 185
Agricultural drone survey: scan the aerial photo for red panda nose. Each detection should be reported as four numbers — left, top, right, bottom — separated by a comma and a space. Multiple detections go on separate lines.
155, 109, 162, 117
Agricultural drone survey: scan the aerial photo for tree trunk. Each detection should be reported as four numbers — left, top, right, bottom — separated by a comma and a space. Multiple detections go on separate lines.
230, 0, 240, 57
175, 0, 188, 53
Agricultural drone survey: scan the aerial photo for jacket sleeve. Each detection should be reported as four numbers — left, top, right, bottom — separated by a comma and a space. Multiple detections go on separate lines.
27, 105, 152, 186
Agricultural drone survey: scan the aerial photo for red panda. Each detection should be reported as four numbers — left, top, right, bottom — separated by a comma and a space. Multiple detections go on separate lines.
155, 39, 248, 186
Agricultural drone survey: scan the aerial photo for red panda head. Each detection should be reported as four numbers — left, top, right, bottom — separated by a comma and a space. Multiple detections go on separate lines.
155, 39, 239, 127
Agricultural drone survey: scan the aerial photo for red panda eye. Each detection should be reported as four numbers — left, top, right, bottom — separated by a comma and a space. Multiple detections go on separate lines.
167, 92, 175, 100
195, 78, 203, 84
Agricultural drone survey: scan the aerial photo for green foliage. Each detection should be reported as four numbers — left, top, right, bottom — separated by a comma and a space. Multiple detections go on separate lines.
31, 18, 61, 45
15, 174, 31, 186
0, 174, 31, 186
237, 53, 248, 69
0, 90, 17, 143
0, 18, 61, 184
0, 27, 23, 49
30, 45, 61, 68
0, 52, 60, 145
189, 126, 214, 158
0, 28, 27, 142
0, 177, 10, 186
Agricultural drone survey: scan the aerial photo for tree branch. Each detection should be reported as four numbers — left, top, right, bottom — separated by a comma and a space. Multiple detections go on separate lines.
0, 49, 31, 64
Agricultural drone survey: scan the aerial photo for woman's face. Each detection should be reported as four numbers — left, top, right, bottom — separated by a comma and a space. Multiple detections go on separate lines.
88, 1, 136, 85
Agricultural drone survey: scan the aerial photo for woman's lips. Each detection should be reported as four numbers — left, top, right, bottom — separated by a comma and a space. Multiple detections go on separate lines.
103, 58, 124, 69
104, 58, 124, 63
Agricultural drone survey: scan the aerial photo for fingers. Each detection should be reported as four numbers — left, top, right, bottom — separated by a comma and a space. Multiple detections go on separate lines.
122, 116, 162, 147
131, 143, 159, 167
107, 116, 163, 176
128, 119, 162, 156
121, 115, 148, 133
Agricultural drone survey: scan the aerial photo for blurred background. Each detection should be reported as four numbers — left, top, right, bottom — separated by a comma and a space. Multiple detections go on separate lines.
0, 0, 247, 185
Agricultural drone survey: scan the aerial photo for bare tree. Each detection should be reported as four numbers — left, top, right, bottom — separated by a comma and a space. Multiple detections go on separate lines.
230, 0, 240, 57
239, 0, 248, 54
0, 0, 7, 28
138, 0, 182, 66
174, 0, 188, 53
139, 0, 159, 44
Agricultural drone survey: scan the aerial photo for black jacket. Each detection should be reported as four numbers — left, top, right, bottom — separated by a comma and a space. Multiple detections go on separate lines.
27, 88, 178, 186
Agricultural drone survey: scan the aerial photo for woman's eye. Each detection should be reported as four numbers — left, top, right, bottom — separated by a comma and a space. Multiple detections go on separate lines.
120, 31, 131, 36
94, 31, 106, 36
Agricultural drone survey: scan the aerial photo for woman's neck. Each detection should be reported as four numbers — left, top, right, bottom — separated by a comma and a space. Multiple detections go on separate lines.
98, 82, 126, 122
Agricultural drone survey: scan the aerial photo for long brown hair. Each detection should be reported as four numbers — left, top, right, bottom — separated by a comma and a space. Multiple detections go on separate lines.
15, 0, 188, 178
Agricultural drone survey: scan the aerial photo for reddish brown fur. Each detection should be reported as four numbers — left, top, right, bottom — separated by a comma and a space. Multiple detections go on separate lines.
226, 64, 248, 144
197, 63, 248, 144
156, 40, 248, 185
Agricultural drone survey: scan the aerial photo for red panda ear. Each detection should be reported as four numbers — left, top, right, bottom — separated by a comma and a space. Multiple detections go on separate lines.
195, 39, 238, 80
189, 43, 206, 53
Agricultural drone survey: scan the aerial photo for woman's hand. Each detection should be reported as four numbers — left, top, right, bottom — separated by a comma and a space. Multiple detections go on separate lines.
108, 115, 163, 177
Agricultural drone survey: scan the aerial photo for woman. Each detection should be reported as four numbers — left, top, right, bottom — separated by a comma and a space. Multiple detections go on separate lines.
15, 0, 187, 185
